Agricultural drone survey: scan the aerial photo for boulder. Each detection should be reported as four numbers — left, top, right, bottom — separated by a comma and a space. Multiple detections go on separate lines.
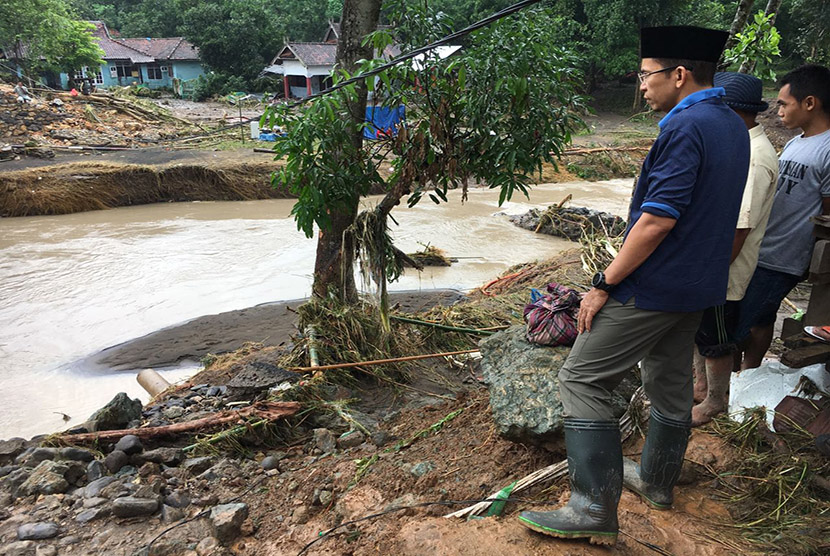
208, 503, 248, 544
112, 496, 159, 517
142, 447, 184, 466
16, 461, 70, 497
17, 521, 59, 540
60, 447, 95, 462
104, 450, 129, 473
479, 325, 638, 449
0, 437, 27, 463
114, 435, 143, 455
313, 429, 336, 454
86, 393, 142, 432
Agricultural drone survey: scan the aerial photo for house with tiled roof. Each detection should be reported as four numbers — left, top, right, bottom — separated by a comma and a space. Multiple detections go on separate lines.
262, 21, 401, 100
60, 21, 205, 91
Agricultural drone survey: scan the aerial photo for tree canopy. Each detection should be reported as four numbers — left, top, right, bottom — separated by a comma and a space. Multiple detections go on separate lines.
1, 0, 103, 78
51, 0, 828, 89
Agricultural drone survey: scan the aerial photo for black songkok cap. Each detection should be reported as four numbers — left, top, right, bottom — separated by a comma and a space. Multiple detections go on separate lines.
640, 26, 729, 63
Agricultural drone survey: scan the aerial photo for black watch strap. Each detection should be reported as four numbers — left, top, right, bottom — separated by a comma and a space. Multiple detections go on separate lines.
592, 271, 615, 292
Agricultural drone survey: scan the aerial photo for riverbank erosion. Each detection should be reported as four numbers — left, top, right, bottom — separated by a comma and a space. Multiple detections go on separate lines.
1, 249, 827, 555
0, 155, 290, 217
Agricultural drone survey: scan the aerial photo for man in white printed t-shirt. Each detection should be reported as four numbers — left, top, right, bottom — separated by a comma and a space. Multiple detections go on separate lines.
737, 64, 830, 370
692, 71, 779, 426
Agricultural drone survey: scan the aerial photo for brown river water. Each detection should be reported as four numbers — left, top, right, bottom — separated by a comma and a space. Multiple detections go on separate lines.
0, 179, 632, 439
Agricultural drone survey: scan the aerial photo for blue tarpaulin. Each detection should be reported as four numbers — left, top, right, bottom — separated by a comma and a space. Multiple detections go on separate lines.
364, 105, 405, 140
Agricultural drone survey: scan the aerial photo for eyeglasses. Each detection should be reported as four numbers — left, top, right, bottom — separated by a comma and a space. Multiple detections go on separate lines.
636, 65, 693, 83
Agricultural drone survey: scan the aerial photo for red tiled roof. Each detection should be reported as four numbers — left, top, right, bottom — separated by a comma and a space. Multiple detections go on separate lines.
118, 37, 200, 61
281, 43, 337, 66
89, 21, 154, 63
88, 21, 199, 63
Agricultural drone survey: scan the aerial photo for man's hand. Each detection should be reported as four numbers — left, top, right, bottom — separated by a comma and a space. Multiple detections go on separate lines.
577, 288, 610, 333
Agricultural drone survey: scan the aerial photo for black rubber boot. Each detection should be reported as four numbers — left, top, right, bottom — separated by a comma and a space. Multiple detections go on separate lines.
518, 419, 622, 546
623, 408, 690, 510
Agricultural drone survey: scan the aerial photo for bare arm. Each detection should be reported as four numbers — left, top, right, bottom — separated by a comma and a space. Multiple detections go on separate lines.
731, 228, 751, 263
578, 213, 676, 332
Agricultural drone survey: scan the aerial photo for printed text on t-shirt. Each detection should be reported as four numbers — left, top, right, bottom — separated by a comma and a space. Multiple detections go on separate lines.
778, 159, 809, 194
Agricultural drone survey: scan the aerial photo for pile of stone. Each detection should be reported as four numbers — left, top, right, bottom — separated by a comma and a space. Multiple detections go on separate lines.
0, 429, 260, 555
0, 92, 68, 138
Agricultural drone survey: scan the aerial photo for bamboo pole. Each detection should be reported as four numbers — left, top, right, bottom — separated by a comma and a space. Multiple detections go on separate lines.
290, 349, 480, 373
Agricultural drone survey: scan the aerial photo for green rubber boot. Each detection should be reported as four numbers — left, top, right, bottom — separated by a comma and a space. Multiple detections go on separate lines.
623, 408, 691, 510
518, 419, 622, 546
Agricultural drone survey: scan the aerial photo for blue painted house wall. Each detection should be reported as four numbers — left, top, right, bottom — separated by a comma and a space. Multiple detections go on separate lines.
171, 61, 203, 82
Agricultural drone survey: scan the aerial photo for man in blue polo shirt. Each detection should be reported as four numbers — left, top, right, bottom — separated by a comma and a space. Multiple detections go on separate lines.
518, 26, 750, 546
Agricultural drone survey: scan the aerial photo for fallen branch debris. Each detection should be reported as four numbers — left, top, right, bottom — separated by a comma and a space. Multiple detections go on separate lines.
54, 401, 301, 443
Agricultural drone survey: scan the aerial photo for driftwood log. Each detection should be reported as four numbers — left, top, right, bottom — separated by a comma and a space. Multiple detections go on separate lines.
55, 401, 301, 444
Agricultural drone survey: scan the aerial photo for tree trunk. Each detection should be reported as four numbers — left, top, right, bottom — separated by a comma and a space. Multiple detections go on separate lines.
719, 0, 753, 71
311, 0, 382, 301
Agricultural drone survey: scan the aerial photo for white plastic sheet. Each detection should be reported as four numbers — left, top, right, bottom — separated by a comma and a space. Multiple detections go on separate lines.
728, 361, 830, 431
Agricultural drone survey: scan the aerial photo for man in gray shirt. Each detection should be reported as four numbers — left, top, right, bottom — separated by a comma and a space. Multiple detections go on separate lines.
737, 64, 830, 367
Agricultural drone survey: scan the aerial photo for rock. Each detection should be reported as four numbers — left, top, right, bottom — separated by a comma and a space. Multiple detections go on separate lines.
16, 461, 70, 497
58, 535, 80, 546
160, 504, 185, 523
84, 476, 117, 498
4, 468, 30, 495
0, 437, 27, 463
111, 496, 159, 517
182, 457, 212, 475
104, 450, 129, 473
83, 496, 108, 508
138, 462, 159, 477
163, 490, 191, 508
313, 428, 336, 453
0, 464, 17, 477
86, 393, 143, 432
75, 506, 110, 523
318, 490, 333, 506
208, 503, 248, 544
409, 461, 435, 478
17, 522, 59, 540
479, 325, 638, 448
193, 494, 219, 507
226, 360, 299, 398
337, 430, 365, 449
60, 447, 94, 462
15, 447, 58, 467
371, 431, 393, 447
114, 435, 143, 455
163, 406, 185, 420
195, 537, 220, 556
35, 545, 58, 556
5, 541, 35, 556
259, 456, 280, 471
142, 447, 184, 466
87, 460, 105, 482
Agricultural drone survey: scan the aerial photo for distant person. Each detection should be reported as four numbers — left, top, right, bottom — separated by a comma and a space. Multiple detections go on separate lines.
81, 79, 91, 95
517, 26, 749, 546
13, 81, 32, 103
691, 72, 779, 426
736, 64, 830, 370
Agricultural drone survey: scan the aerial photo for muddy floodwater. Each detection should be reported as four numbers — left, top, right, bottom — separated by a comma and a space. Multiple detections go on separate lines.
0, 179, 632, 439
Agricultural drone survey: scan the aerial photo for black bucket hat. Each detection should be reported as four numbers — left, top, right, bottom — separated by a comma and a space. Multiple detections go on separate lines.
714, 71, 769, 113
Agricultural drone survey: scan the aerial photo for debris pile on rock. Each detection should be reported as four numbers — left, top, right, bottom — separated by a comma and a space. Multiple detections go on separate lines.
510, 206, 627, 242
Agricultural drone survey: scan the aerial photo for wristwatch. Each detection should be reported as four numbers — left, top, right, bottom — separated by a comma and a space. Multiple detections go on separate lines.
591, 271, 615, 292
